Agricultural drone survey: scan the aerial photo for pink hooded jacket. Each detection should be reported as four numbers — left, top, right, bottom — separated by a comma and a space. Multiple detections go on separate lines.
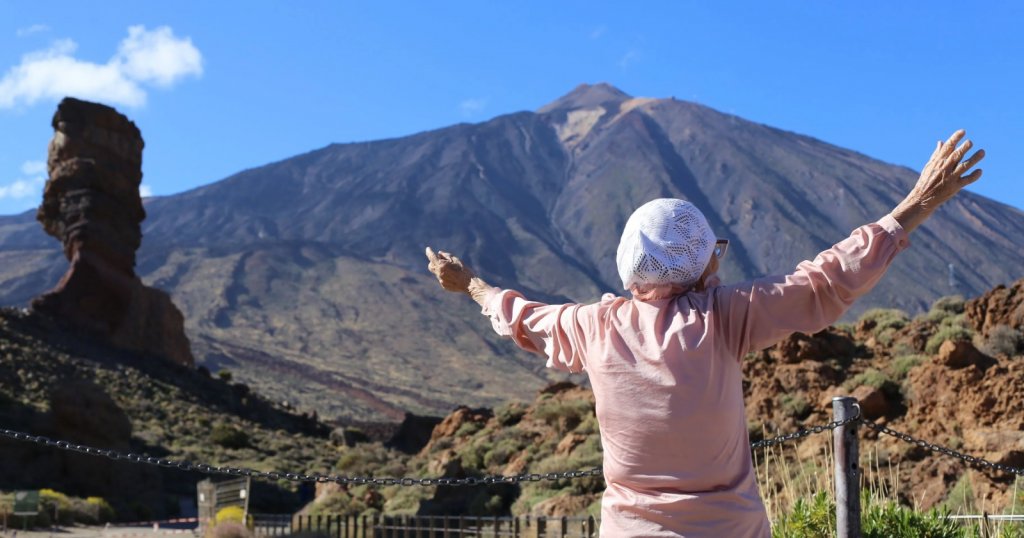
481, 215, 910, 537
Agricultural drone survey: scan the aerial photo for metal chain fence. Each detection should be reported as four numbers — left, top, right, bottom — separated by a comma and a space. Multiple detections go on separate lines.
3, 412, 1023, 486
857, 418, 1024, 476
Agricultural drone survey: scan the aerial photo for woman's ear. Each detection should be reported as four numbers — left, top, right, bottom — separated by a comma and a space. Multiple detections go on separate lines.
694, 256, 720, 292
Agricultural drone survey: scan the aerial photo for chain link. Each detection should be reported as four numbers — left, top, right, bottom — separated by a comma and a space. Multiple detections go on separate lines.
16, 411, 1015, 486
750, 407, 861, 450
0, 428, 601, 487
858, 419, 1024, 477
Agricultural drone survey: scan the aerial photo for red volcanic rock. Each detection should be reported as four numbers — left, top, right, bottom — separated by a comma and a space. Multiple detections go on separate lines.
31, 97, 194, 367
965, 279, 1024, 337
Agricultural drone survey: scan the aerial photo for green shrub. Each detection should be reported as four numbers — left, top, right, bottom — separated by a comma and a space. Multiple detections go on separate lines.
780, 394, 811, 419
981, 325, 1024, 357
774, 492, 966, 538
925, 326, 974, 355
859, 308, 910, 335
483, 437, 523, 468
844, 368, 893, 392
889, 355, 926, 380
455, 421, 483, 437
931, 295, 966, 315
86, 496, 116, 523
495, 402, 526, 426
862, 500, 962, 538
210, 424, 250, 449
772, 490, 835, 538
533, 398, 594, 434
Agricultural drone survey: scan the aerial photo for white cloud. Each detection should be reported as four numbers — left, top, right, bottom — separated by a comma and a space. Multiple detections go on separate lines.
0, 178, 44, 201
590, 25, 607, 40
16, 24, 50, 37
0, 25, 202, 110
139, 184, 154, 197
459, 98, 487, 117
20, 160, 46, 175
115, 25, 202, 87
0, 160, 48, 201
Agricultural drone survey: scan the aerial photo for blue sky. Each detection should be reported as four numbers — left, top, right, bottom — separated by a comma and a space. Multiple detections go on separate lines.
1, 1, 1021, 215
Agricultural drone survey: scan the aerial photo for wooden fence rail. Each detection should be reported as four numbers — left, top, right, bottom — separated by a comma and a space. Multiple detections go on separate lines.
252, 513, 599, 538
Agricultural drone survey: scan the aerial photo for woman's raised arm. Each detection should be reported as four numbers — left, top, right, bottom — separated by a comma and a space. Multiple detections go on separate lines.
714, 129, 984, 357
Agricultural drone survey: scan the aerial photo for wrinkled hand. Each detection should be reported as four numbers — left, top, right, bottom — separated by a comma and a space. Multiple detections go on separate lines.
893, 129, 985, 232
910, 129, 985, 210
425, 247, 475, 294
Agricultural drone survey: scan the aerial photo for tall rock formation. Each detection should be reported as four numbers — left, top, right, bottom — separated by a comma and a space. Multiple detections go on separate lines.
31, 97, 194, 367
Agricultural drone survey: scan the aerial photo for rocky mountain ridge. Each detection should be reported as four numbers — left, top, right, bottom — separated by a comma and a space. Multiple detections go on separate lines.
1, 83, 1022, 422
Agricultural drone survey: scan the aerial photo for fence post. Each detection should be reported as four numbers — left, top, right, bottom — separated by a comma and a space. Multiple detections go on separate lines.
833, 396, 861, 538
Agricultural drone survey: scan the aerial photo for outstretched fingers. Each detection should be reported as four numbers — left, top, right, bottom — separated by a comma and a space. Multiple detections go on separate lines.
955, 149, 986, 175
939, 129, 966, 159
949, 139, 973, 164
961, 168, 983, 185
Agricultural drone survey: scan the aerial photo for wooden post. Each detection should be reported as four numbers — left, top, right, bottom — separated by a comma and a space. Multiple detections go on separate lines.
559, 516, 568, 538
537, 516, 546, 538
586, 515, 595, 537
443, 514, 450, 538
514, 516, 520, 538
833, 396, 861, 538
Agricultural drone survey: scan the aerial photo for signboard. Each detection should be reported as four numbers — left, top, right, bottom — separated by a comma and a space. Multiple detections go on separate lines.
13, 491, 39, 516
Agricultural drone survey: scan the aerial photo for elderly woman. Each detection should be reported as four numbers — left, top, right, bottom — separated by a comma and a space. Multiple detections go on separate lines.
426, 130, 984, 536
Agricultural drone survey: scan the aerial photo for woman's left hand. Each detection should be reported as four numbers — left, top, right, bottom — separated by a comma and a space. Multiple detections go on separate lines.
425, 247, 475, 294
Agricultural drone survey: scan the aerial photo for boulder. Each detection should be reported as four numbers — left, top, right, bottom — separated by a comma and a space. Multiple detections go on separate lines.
936, 339, 984, 369
850, 384, 890, 420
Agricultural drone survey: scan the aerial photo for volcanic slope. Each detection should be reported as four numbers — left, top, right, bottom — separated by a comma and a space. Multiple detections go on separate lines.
1, 83, 1022, 421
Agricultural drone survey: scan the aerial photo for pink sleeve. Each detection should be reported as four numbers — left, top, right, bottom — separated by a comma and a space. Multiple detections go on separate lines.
480, 288, 590, 373
714, 214, 910, 357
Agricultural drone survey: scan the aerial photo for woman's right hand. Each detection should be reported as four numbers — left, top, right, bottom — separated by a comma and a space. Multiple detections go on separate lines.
892, 129, 985, 233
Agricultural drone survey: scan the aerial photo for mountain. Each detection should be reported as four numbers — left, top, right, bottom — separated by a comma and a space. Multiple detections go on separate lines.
2, 83, 1023, 421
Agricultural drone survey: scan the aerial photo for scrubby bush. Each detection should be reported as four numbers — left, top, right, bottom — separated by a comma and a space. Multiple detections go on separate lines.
533, 398, 594, 434
925, 326, 974, 355
86, 496, 116, 523
779, 394, 811, 419
210, 424, 250, 449
860, 309, 910, 335
214, 506, 253, 528
772, 490, 834, 537
889, 355, 926, 380
926, 295, 966, 323
483, 437, 523, 468
773, 491, 964, 538
861, 500, 961, 537
495, 402, 527, 426
980, 325, 1024, 357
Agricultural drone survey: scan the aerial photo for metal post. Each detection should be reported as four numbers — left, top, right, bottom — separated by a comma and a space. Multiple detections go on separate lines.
833, 396, 861, 538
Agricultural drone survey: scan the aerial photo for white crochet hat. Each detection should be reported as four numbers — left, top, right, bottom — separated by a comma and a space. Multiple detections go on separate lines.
615, 198, 716, 291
